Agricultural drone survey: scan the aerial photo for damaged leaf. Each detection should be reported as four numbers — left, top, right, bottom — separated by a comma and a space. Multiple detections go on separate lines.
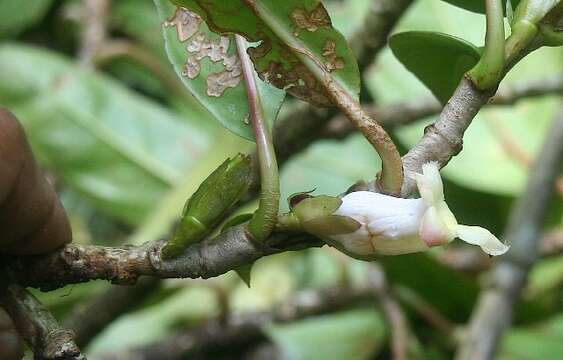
292, 3, 331, 33
169, 0, 360, 108
322, 40, 345, 71
154, 0, 285, 141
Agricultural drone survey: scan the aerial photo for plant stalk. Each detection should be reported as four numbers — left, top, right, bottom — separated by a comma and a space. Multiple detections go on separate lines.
239, 0, 403, 195
235, 35, 280, 241
325, 80, 404, 195
468, 0, 506, 89
505, 20, 538, 64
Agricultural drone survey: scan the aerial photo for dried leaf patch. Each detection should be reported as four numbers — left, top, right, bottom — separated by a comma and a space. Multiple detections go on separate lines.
322, 40, 345, 71
165, 7, 242, 97
291, 3, 331, 33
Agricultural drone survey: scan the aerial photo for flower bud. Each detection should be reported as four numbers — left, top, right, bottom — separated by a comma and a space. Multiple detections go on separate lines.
291, 195, 361, 236
162, 154, 252, 259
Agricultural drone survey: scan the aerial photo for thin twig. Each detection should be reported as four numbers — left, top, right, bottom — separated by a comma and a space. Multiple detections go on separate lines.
63, 277, 161, 348
367, 264, 409, 360
323, 74, 563, 140
395, 286, 456, 337
350, 0, 414, 71
455, 107, 563, 360
98, 286, 374, 360
540, 228, 563, 257
0, 285, 84, 360
78, 0, 110, 68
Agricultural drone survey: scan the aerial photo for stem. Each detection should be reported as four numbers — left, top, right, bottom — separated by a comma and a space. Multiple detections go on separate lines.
78, 0, 109, 69
324, 80, 404, 195
504, 20, 538, 64
240, 0, 403, 195
468, 0, 505, 90
0, 285, 84, 359
235, 35, 280, 241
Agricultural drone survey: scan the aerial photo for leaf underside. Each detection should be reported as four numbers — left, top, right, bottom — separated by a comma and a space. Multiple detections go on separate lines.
154, 0, 285, 141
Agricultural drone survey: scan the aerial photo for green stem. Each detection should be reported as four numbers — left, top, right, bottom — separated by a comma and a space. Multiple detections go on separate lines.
468, 0, 506, 90
235, 35, 280, 241
504, 20, 538, 65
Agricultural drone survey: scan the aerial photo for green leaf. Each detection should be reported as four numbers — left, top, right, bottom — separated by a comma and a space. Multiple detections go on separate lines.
439, 0, 521, 14
0, 0, 53, 37
265, 309, 386, 360
170, 0, 361, 107
153, 0, 285, 141
234, 263, 254, 288
499, 314, 563, 359
389, 31, 481, 104
0, 43, 211, 224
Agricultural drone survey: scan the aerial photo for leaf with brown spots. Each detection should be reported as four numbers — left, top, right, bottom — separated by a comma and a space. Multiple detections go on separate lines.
169, 0, 360, 108
155, 1, 285, 140
291, 3, 331, 33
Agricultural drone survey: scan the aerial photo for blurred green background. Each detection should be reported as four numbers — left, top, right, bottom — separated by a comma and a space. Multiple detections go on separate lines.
0, 0, 562, 358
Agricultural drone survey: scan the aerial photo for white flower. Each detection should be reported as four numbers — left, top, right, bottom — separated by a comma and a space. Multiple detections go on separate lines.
328, 162, 509, 257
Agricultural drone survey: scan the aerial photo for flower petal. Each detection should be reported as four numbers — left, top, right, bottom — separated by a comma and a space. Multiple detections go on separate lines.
456, 225, 510, 256
419, 206, 453, 247
415, 162, 444, 206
